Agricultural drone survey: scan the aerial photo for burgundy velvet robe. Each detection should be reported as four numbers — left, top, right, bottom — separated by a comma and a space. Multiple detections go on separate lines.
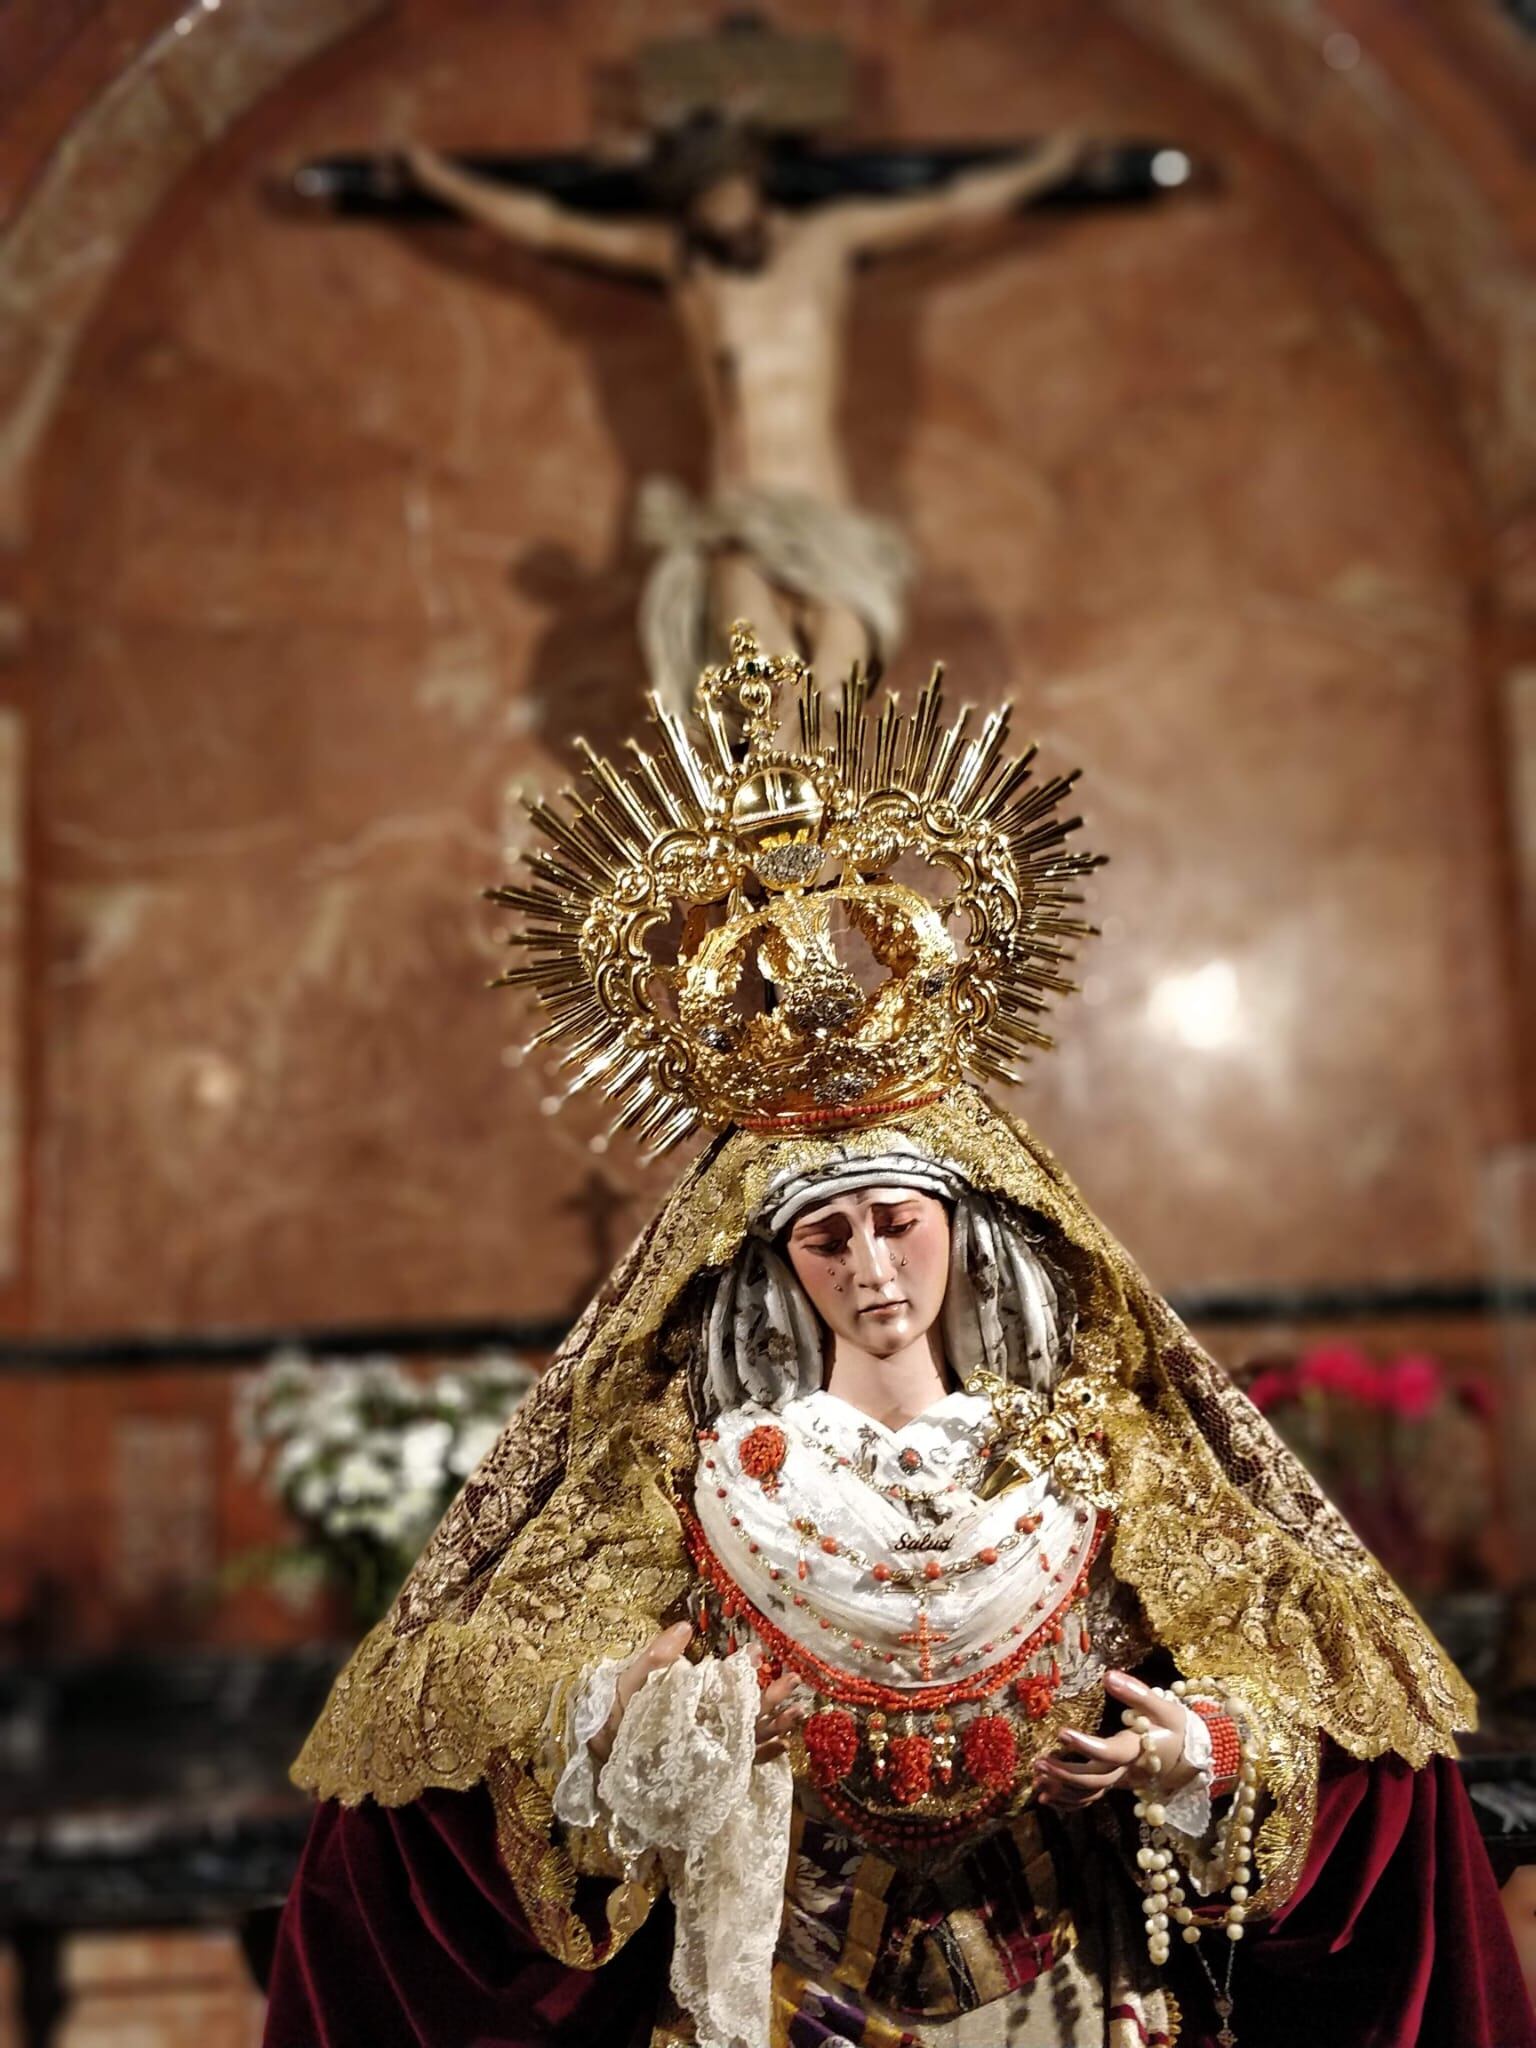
264, 1740, 1534, 2048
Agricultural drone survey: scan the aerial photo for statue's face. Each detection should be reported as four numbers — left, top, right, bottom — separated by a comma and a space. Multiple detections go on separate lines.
687, 172, 768, 263
785, 1186, 950, 1362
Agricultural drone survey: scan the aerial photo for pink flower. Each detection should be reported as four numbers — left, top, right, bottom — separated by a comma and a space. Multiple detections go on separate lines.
1298, 1344, 1381, 1405
1246, 1367, 1299, 1413
1381, 1352, 1442, 1421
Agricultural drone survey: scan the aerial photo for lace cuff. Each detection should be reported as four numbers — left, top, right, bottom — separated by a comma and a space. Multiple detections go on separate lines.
1160, 1697, 1214, 1837
550, 1657, 628, 1831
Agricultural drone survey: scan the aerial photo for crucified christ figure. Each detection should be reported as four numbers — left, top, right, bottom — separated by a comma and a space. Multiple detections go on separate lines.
404, 122, 1085, 712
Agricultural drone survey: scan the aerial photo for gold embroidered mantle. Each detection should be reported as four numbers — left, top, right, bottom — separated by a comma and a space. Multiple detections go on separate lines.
292, 1086, 1474, 1964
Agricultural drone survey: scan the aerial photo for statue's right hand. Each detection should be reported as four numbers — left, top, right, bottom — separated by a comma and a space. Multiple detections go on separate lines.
585, 1622, 805, 1766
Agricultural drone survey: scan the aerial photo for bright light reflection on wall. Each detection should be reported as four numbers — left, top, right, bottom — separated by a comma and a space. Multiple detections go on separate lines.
1147, 960, 1243, 1050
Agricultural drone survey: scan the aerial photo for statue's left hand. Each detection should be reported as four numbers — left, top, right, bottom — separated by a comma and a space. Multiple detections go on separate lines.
1032, 1669, 1194, 1810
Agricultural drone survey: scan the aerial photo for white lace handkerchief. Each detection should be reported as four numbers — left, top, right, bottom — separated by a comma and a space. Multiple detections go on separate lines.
597, 1651, 792, 2048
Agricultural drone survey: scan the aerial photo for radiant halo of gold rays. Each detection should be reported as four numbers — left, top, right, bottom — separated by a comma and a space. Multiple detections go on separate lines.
486, 626, 1105, 1151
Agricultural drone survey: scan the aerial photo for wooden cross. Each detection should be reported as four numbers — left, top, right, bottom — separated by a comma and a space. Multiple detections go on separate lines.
897, 1605, 950, 1681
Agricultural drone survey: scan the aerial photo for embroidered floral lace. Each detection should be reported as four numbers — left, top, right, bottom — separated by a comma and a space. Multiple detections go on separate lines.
553, 1650, 792, 2048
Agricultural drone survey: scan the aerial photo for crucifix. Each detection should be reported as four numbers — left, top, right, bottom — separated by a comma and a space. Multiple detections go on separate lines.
898, 1602, 950, 1683
288, 16, 1204, 714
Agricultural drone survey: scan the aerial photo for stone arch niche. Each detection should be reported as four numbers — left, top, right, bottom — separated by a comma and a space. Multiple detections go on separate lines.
0, 0, 1526, 1347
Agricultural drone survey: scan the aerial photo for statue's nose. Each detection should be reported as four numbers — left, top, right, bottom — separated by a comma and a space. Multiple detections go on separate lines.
850, 1226, 898, 1289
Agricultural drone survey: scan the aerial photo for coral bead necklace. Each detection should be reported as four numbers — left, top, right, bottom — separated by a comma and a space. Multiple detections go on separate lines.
690, 1396, 1112, 1843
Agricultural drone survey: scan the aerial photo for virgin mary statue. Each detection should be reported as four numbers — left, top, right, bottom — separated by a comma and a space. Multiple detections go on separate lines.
264, 632, 1533, 2048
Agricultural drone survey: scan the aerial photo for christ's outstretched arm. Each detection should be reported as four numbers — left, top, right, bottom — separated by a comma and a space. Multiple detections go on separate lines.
404, 143, 675, 280
822, 133, 1083, 260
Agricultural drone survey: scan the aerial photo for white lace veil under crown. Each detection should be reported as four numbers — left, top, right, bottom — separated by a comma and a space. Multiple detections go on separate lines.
698, 1138, 1068, 1416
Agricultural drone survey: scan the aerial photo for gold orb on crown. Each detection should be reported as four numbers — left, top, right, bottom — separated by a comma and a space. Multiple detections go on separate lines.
487, 625, 1104, 1150
728, 766, 827, 891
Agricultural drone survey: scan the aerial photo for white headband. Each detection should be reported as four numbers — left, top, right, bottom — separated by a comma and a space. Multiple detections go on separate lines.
762, 1151, 964, 1237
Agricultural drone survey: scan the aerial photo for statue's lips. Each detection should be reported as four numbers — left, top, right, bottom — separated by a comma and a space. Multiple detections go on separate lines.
858, 1298, 908, 1317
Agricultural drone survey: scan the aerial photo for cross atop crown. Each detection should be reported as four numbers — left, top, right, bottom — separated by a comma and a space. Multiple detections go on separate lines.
697, 622, 808, 752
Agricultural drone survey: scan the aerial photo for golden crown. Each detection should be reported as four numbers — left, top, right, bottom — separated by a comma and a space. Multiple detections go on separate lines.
488, 627, 1104, 1150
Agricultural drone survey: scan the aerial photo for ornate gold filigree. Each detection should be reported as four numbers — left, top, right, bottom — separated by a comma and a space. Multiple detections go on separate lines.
486, 626, 1102, 1147
485, 1750, 660, 1967
972, 1367, 1119, 1511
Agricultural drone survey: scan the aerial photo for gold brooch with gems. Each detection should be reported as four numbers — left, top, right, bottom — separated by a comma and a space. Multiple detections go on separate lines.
971, 1371, 1120, 1512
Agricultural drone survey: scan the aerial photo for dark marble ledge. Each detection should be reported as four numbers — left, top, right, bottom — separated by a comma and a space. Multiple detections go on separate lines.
0, 1275, 1532, 1376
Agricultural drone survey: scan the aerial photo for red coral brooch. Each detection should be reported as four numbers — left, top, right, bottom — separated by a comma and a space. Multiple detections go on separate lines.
960, 1713, 1018, 1790
738, 1423, 788, 1492
1016, 1674, 1059, 1721
886, 1733, 935, 1806
803, 1707, 859, 1788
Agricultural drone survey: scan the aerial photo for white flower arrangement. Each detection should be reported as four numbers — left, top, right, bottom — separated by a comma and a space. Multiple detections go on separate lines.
235, 1348, 535, 1624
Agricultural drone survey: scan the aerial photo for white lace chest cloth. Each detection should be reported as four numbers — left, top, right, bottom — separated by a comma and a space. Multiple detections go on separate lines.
686, 1386, 1113, 1851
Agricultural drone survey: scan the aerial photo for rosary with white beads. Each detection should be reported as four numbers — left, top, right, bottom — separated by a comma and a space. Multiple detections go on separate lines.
1125, 1679, 1259, 2048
